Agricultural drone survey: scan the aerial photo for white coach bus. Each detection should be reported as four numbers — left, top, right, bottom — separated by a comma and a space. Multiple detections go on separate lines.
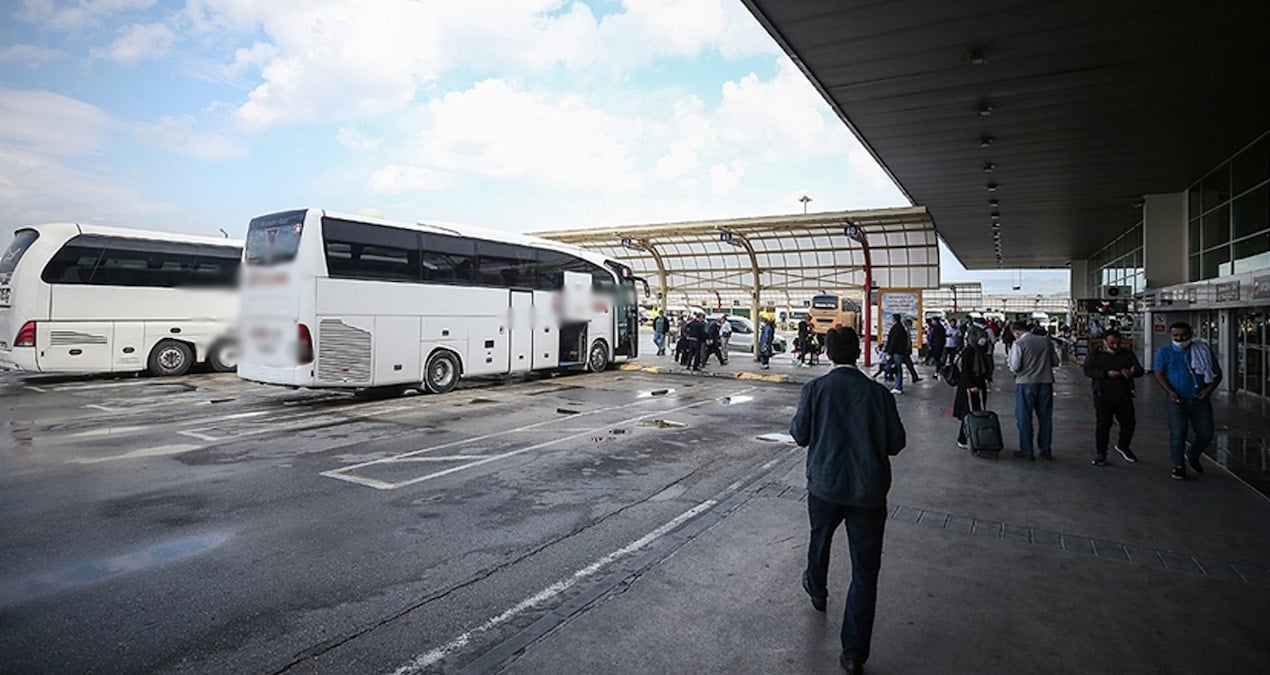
237, 209, 640, 394
0, 223, 241, 376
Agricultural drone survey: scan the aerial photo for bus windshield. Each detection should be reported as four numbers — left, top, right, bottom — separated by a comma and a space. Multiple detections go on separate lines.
811, 294, 839, 309
0, 230, 39, 284
246, 210, 306, 266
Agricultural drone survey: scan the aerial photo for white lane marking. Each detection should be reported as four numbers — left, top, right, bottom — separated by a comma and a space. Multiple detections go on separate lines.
388, 499, 719, 674
70, 444, 201, 464
71, 426, 149, 438
328, 389, 754, 490
23, 385, 48, 393
179, 430, 223, 442
84, 404, 121, 412
51, 379, 157, 392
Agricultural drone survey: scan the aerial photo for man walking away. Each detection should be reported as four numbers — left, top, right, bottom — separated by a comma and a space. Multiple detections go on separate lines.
930, 319, 948, 379
686, 313, 707, 371
1083, 330, 1144, 466
652, 313, 670, 356
758, 317, 775, 369
719, 315, 733, 354
901, 319, 922, 383
1153, 322, 1222, 480
883, 314, 910, 395
1007, 320, 1059, 460
797, 318, 812, 367
703, 317, 727, 367
791, 327, 906, 674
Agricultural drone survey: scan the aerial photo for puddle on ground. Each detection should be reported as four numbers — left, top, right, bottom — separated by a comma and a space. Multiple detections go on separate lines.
720, 395, 755, 405
638, 419, 688, 429
0, 531, 231, 607
756, 433, 797, 444
636, 389, 675, 398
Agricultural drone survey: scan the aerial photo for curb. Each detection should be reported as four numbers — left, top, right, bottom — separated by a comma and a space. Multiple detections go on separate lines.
619, 362, 791, 384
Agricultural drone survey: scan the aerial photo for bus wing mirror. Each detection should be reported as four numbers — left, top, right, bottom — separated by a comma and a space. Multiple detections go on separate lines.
633, 276, 650, 298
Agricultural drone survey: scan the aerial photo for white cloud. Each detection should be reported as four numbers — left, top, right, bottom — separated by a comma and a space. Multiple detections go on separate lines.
135, 113, 248, 160
18, 0, 157, 31
0, 88, 117, 156
0, 146, 176, 228
0, 44, 66, 65
708, 160, 746, 196
367, 164, 454, 194
96, 21, 176, 64
336, 127, 383, 154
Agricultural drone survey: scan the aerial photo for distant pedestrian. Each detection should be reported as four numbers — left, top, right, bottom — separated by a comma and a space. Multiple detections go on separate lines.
719, 315, 733, 353
652, 313, 670, 356
797, 318, 812, 367
790, 327, 906, 674
685, 313, 707, 371
901, 319, 922, 383
1083, 330, 1144, 466
883, 314, 910, 395
1152, 322, 1222, 480
703, 316, 727, 367
1007, 320, 1059, 460
930, 319, 948, 379
806, 332, 822, 366
758, 316, 775, 369
675, 316, 692, 366
952, 328, 995, 448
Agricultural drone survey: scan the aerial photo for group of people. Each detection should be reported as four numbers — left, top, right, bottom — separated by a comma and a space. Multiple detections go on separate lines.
650, 312, 781, 371
788, 319, 1223, 671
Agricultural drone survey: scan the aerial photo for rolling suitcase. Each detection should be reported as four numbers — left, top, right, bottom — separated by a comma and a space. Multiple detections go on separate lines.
963, 390, 1004, 457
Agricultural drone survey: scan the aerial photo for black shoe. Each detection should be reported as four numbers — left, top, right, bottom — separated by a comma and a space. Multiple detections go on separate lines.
1189, 456, 1205, 474
1115, 445, 1137, 463
1171, 466, 1187, 480
1013, 451, 1035, 461
1091, 456, 1107, 466
1040, 451, 1054, 461
802, 571, 826, 612
913, 377, 923, 382
839, 653, 864, 674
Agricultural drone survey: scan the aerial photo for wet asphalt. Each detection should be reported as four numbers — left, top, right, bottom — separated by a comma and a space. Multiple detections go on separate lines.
0, 366, 802, 673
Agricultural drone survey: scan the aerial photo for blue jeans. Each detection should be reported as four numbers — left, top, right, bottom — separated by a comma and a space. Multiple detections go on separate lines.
653, 331, 666, 355
890, 354, 905, 391
1014, 383, 1054, 456
805, 494, 887, 664
1165, 398, 1214, 468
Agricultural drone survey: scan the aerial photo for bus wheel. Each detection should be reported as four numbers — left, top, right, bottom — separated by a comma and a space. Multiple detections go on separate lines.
208, 340, 237, 372
586, 340, 610, 372
424, 351, 460, 394
148, 340, 193, 377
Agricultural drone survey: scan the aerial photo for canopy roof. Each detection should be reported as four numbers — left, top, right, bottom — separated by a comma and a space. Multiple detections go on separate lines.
533, 206, 938, 310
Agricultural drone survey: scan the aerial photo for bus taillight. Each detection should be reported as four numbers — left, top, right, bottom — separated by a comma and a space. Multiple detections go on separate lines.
297, 323, 314, 364
14, 321, 36, 347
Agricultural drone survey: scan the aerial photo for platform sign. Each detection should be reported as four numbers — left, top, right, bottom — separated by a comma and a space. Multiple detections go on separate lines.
1153, 314, 1166, 333
877, 288, 924, 349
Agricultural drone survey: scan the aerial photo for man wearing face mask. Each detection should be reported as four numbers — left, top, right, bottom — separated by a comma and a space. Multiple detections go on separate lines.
1083, 330, 1144, 466
1153, 322, 1222, 480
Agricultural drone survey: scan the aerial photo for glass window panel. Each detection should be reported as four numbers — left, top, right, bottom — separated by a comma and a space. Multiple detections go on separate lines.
1202, 205, 1230, 251
1189, 254, 1201, 282
1232, 134, 1269, 195
1233, 234, 1270, 274
1202, 162, 1231, 212
1202, 246, 1230, 280
1233, 184, 1269, 240
1188, 218, 1202, 255
1188, 182, 1203, 219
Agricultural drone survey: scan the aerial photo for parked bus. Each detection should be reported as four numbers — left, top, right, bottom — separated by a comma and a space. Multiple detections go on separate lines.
808, 293, 862, 334
237, 209, 639, 394
0, 223, 241, 376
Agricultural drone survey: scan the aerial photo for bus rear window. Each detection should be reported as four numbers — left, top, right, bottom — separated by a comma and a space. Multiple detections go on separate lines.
0, 230, 39, 283
246, 210, 306, 265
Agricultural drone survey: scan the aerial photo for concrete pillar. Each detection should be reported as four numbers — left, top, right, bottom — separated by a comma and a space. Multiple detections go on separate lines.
1143, 192, 1187, 289
1069, 259, 1090, 299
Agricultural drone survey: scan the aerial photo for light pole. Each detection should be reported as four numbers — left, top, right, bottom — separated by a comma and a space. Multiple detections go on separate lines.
843, 220, 873, 367
799, 195, 812, 214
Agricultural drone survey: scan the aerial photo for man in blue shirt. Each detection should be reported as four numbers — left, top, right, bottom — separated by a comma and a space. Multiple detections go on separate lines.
1152, 321, 1222, 480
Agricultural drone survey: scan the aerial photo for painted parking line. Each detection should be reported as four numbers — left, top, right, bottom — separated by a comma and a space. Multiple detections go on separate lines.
326, 388, 754, 490
388, 498, 720, 674
69, 444, 202, 464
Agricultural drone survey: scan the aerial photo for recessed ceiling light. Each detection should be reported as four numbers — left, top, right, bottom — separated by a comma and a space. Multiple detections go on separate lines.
988, 198, 999, 207
986, 182, 998, 192
978, 103, 993, 117
990, 211, 1000, 220
968, 49, 988, 66
983, 162, 997, 173
980, 136, 995, 148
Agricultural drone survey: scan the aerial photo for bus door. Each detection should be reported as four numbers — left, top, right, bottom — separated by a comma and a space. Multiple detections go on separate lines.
509, 290, 533, 373
612, 279, 637, 358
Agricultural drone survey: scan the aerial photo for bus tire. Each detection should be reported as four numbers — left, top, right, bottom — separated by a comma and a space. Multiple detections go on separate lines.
424, 350, 460, 394
207, 339, 237, 372
586, 340, 610, 372
148, 340, 194, 377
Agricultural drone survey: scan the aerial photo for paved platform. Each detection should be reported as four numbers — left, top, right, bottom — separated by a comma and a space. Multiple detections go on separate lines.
539, 345, 1270, 673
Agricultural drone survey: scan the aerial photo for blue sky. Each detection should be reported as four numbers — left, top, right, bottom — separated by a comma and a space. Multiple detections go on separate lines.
0, 0, 1067, 294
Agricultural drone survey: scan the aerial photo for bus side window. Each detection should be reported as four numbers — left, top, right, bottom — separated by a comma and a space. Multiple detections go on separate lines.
421, 233, 476, 284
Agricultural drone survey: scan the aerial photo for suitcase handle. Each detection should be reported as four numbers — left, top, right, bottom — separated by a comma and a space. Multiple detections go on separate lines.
969, 388, 987, 412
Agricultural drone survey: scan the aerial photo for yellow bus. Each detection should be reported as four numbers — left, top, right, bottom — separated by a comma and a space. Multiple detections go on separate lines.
808, 293, 862, 334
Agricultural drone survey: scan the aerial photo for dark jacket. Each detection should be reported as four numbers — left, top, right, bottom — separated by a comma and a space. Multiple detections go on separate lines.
1083, 348, 1144, 400
686, 318, 707, 341
952, 345, 992, 419
652, 316, 670, 334
706, 321, 721, 342
883, 322, 910, 356
790, 366, 907, 507
930, 323, 947, 353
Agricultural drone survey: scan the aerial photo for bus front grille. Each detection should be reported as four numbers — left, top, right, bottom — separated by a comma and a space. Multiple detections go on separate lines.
317, 319, 372, 385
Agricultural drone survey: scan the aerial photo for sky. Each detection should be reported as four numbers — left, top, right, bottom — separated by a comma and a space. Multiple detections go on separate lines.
0, 0, 1068, 294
